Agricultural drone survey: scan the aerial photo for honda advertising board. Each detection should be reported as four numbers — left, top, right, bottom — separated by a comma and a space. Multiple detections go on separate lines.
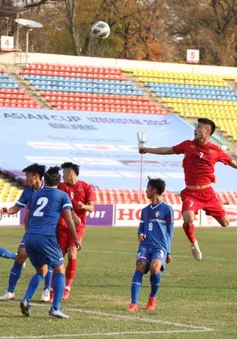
114, 204, 200, 227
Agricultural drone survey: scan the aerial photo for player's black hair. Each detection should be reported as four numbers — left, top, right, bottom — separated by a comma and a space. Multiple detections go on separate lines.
61, 162, 80, 176
22, 163, 46, 179
197, 118, 216, 135
44, 166, 61, 186
147, 177, 166, 195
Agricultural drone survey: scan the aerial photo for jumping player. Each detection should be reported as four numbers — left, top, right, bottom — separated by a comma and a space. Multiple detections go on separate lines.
139, 118, 237, 260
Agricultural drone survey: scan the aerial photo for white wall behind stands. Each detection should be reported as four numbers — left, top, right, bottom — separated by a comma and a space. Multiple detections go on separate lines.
0, 51, 237, 77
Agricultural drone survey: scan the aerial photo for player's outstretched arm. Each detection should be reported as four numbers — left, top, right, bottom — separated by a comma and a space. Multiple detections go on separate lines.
63, 209, 81, 251
139, 146, 175, 155
228, 159, 237, 169
0, 205, 21, 215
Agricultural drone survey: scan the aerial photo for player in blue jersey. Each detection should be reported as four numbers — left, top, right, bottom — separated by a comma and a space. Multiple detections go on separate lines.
0, 164, 53, 302
20, 166, 81, 319
126, 178, 174, 312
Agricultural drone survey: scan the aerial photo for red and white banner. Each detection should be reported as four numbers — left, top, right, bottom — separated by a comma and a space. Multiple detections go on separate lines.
114, 204, 230, 227
114, 204, 198, 227
200, 206, 237, 227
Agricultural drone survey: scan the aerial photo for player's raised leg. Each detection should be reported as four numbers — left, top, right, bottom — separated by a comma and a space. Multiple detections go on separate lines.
0, 247, 16, 260
183, 210, 202, 261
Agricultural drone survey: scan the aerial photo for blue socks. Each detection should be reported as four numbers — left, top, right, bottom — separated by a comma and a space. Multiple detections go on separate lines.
8, 262, 23, 293
131, 270, 143, 304
150, 273, 161, 297
24, 273, 44, 302
53, 273, 65, 311
0, 247, 16, 260
44, 267, 53, 291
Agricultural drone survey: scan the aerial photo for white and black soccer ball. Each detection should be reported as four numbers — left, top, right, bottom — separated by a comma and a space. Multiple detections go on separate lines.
91, 21, 110, 39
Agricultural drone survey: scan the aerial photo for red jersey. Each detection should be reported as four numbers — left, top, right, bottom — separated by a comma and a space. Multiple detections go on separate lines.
57, 180, 95, 229
173, 139, 232, 186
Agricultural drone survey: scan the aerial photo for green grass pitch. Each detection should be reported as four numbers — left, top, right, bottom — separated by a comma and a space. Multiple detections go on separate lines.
0, 226, 237, 339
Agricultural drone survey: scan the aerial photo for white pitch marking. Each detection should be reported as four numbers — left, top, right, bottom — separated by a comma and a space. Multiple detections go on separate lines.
0, 329, 214, 339
17, 303, 214, 332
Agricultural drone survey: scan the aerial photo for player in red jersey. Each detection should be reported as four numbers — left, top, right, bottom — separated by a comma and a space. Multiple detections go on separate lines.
139, 118, 237, 260
56, 162, 95, 300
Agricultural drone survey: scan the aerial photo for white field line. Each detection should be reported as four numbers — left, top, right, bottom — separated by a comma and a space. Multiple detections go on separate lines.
15, 302, 214, 331
0, 329, 214, 339
83, 249, 236, 261
0, 303, 215, 338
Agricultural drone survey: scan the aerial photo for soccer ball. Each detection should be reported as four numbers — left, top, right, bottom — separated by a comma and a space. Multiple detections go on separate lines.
91, 21, 110, 39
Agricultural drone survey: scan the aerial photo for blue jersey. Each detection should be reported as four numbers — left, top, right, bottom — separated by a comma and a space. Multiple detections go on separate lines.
16, 184, 44, 208
138, 202, 174, 253
26, 186, 72, 236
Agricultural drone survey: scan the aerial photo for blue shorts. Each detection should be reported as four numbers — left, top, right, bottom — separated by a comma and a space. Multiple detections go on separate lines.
18, 234, 26, 249
24, 234, 64, 269
137, 245, 167, 273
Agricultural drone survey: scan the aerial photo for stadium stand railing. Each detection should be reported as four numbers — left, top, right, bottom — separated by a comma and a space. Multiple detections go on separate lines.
0, 67, 41, 108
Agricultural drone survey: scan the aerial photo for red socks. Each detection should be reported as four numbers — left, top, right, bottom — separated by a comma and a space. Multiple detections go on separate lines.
65, 258, 77, 288
183, 224, 196, 243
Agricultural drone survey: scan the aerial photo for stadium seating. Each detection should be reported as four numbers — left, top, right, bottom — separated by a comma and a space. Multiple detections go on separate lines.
93, 189, 237, 205
0, 68, 41, 108
20, 64, 166, 114
125, 68, 237, 140
0, 178, 22, 203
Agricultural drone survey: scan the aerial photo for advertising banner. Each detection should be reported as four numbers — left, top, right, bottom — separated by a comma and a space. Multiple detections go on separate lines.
0, 203, 20, 226
86, 204, 113, 226
200, 205, 237, 227
114, 204, 200, 227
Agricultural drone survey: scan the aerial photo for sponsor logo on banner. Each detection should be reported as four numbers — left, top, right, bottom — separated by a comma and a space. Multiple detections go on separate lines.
120, 160, 164, 166
201, 205, 237, 227
27, 141, 75, 150
86, 204, 113, 226
72, 158, 122, 166
80, 170, 121, 177
118, 145, 137, 152
0, 203, 20, 226
114, 204, 200, 227
73, 144, 118, 151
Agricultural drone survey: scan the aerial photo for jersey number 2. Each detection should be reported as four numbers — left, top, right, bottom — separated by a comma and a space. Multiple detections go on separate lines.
33, 197, 48, 217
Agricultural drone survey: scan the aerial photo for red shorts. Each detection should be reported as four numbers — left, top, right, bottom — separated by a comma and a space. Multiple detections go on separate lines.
181, 186, 226, 219
57, 227, 85, 254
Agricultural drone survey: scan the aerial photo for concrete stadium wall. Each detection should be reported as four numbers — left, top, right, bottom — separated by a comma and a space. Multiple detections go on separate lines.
0, 51, 237, 77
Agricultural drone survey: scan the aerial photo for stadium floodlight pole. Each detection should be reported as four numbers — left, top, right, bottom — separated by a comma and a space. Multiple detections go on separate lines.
15, 19, 43, 66
137, 132, 147, 204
